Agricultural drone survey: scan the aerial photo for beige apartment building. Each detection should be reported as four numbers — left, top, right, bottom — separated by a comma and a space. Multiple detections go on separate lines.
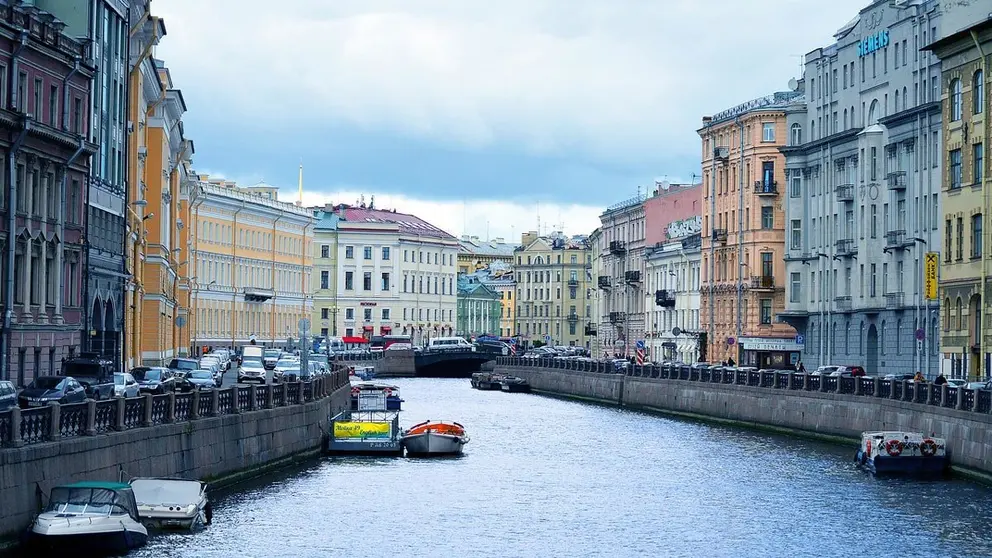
698, 93, 799, 368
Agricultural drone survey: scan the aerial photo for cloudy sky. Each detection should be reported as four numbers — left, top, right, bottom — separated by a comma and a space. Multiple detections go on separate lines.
155, 0, 867, 240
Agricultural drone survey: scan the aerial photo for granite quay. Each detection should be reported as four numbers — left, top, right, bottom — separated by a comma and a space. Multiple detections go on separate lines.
0, 368, 351, 541
495, 357, 992, 477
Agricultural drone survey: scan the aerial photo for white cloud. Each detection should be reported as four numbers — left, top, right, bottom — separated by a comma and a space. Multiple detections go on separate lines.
154, 0, 868, 165
300, 189, 601, 242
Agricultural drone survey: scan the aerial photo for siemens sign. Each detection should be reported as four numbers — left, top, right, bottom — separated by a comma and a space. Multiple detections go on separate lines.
858, 29, 889, 57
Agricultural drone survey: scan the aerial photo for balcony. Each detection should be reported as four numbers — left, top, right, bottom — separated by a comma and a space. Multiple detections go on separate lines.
885, 291, 905, 309
714, 146, 730, 161
567, 312, 579, 322
754, 180, 778, 196
884, 229, 907, 249
835, 238, 856, 257
712, 228, 728, 243
834, 295, 852, 311
243, 287, 275, 302
751, 275, 775, 290
609, 311, 625, 324
609, 240, 627, 255
655, 289, 676, 307
624, 270, 641, 284
835, 183, 855, 202
597, 275, 611, 289
584, 325, 597, 336
886, 170, 907, 191
567, 278, 579, 287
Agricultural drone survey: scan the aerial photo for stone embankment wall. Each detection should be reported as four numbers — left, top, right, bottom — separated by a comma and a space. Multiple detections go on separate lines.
496, 361, 992, 477
0, 372, 351, 541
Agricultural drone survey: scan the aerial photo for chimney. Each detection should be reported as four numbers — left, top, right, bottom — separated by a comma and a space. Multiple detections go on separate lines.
521, 231, 537, 247
493, 237, 504, 243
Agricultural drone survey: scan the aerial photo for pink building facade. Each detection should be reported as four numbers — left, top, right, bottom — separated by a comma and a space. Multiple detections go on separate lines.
644, 183, 703, 246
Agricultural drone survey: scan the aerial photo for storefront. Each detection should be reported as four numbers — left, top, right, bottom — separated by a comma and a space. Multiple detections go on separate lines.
737, 337, 802, 370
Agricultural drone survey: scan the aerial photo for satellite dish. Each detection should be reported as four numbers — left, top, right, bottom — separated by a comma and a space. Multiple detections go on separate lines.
788, 77, 798, 91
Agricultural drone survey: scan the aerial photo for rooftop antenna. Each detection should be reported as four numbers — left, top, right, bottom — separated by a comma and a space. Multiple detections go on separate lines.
370, 194, 375, 210
296, 158, 303, 206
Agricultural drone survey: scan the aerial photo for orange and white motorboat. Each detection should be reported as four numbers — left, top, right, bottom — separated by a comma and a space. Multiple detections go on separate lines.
400, 420, 470, 456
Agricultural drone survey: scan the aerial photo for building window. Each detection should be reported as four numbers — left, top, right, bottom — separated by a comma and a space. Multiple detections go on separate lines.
381, 272, 390, 291
957, 217, 965, 261
363, 308, 372, 321
33, 78, 41, 118
49, 84, 57, 126
870, 146, 878, 181
345, 328, 353, 337
762, 123, 775, 142
790, 272, 801, 303
790, 123, 802, 146
345, 308, 354, 320
382, 247, 390, 260
320, 270, 329, 289
973, 214, 983, 260
975, 70, 985, 115
363, 272, 372, 291
946, 219, 953, 262
345, 246, 354, 259
950, 78, 962, 121
790, 176, 800, 198
974, 143, 984, 185
321, 308, 329, 319
790, 220, 801, 249
759, 299, 772, 325
950, 149, 962, 190
344, 271, 354, 290
761, 207, 774, 230
870, 205, 877, 238
363, 246, 372, 260
870, 264, 877, 297
320, 245, 329, 258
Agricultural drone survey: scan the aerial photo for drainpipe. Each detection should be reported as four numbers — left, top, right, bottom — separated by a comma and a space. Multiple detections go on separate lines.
708, 133, 718, 361
974, 29, 988, 380
735, 117, 745, 364
2, 121, 30, 381
61, 57, 80, 132
270, 211, 285, 346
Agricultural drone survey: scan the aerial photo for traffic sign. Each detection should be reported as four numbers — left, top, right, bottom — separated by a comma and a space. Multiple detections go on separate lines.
915, 328, 925, 341
795, 334, 805, 345
672, 327, 682, 336
635, 340, 645, 349
727, 337, 736, 345
544, 335, 551, 342
299, 318, 311, 331
174, 315, 187, 328
924, 252, 938, 300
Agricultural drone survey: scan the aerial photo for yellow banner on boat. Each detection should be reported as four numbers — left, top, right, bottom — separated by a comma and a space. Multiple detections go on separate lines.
334, 421, 391, 439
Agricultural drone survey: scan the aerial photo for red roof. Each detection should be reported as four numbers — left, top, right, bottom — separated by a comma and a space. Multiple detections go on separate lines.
335, 206, 455, 240
342, 336, 368, 344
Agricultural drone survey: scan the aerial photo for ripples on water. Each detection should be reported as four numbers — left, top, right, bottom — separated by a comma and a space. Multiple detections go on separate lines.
121, 378, 992, 558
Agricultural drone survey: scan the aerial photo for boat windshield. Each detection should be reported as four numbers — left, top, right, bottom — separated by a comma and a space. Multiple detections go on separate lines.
46, 487, 136, 517
130, 479, 203, 506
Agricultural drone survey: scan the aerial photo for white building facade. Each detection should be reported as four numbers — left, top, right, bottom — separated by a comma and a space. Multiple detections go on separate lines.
645, 233, 703, 363
331, 205, 458, 345
596, 196, 647, 357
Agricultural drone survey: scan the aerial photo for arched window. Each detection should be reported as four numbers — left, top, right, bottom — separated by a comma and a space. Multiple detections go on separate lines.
944, 297, 951, 330
975, 70, 985, 115
880, 320, 886, 355
950, 78, 962, 121
895, 319, 901, 353
868, 99, 879, 124
843, 108, 848, 129
810, 120, 816, 139
790, 123, 802, 146
902, 87, 907, 110
895, 89, 900, 112
956, 297, 964, 330
859, 322, 865, 354
845, 321, 851, 354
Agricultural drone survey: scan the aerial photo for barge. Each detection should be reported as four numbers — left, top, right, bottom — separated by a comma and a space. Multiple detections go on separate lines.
326, 410, 403, 456
351, 382, 404, 411
471, 372, 505, 390
499, 375, 531, 393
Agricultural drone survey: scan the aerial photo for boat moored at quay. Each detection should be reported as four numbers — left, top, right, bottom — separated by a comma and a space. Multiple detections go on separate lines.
350, 382, 403, 411
471, 372, 505, 390
400, 421, 470, 456
499, 375, 530, 393
855, 431, 950, 477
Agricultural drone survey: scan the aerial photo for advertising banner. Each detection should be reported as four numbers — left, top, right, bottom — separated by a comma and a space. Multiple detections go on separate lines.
334, 421, 391, 440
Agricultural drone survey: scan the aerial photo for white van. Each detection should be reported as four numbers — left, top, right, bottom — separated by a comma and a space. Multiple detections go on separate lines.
427, 337, 474, 351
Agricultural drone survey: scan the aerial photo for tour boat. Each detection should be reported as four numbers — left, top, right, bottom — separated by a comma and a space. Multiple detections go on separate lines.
351, 382, 403, 411
401, 420, 470, 456
499, 375, 531, 393
471, 372, 505, 390
129, 477, 212, 530
23, 481, 148, 553
855, 431, 950, 476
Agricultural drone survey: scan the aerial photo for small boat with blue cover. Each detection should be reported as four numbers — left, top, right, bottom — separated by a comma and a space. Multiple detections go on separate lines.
855, 431, 950, 476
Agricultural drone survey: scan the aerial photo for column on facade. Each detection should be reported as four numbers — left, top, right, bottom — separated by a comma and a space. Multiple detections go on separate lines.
38, 235, 47, 323
21, 236, 32, 321
53, 165, 65, 323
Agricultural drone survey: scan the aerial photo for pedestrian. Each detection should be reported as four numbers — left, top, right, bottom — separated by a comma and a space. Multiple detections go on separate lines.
934, 373, 947, 386
796, 361, 806, 374
913, 371, 926, 383
727, 357, 736, 367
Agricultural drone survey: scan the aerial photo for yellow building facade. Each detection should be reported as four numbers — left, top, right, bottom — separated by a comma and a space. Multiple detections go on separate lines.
512, 231, 592, 348
189, 179, 314, 352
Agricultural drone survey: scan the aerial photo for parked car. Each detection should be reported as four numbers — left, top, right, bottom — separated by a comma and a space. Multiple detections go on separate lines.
946, 378, 968, 388
18, 376, 87, 408
113, 373, 141, 398
61, 353, 116, 400
0, 380, 17, 410
131, 367, 177, 394
238, 358, 267, 384
168, 358, 200, 376
186, 370, 217, 390
274, 357, 298, 383
827, 365, 867, 378
262, 349, 281, 370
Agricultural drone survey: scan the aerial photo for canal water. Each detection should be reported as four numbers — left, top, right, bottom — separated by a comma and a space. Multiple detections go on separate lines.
126, 377, 992, 558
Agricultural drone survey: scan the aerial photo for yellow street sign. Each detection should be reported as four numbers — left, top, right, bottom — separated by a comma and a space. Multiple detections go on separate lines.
924, 251, 938, 300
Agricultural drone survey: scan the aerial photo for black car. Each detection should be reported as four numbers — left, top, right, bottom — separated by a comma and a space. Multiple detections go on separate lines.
130, 366, 176, 394
168, 358, 200, 376
0, 380, 17, 410
18, 376, 87, 408
61, 353, 116, 400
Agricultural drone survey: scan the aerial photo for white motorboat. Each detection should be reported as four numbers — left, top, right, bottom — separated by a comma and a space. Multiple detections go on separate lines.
130, 477, 212, 530
400, 420, 470, 456
24, 481, 148, 553
855, 431, 951, 476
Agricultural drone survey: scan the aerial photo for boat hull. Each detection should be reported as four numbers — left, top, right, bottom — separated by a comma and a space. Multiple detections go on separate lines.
501, 381, 530, 393
25, 525, 147, 554
477, 380, 502, 390
402, 432, 467, 456
856, 450, 950, 476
